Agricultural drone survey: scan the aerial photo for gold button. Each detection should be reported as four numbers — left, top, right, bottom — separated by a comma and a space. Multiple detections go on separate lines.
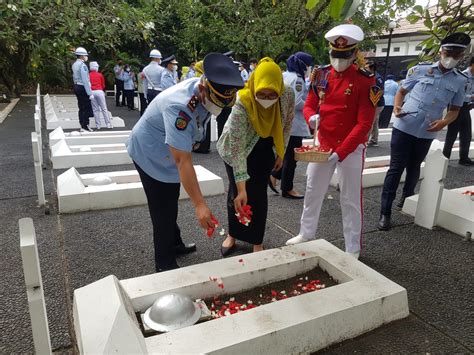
337, 140, 341, 143
344, 105, 348, 108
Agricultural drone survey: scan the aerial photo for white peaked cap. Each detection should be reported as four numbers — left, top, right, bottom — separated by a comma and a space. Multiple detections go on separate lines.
325, 24, 364, 46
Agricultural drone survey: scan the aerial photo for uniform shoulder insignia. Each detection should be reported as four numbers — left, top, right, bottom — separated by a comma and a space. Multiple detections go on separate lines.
187, 95, 198, 112
82, 65, 88, 72
369, 86, 383, 107
454, 68, 468, 78
358, 67, 374, 78
310, 65, 330, 84
175, 110, 191, 131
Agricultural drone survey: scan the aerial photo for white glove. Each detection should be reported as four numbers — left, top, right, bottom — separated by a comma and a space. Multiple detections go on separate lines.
328, 152, 339, 163
309, 114, 319, 129
89, 95, 94, 100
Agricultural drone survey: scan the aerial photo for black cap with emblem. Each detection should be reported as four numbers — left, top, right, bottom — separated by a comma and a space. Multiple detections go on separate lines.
203, 52, 244, 107
440, 32, 471, 52
161, 55, 178, 67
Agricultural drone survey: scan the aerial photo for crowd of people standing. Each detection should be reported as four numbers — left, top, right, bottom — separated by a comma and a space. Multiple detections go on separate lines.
71, 26, 472, 272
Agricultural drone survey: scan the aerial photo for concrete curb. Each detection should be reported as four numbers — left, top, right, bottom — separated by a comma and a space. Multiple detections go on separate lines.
0, 98, 20, 124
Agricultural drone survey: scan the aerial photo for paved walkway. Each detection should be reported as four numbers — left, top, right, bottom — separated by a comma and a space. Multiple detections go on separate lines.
0, 97, 472, 353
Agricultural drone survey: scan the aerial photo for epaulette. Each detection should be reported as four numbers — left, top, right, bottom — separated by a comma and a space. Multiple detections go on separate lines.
310, 64, 331, 84
454, 68, 468, 78
358, 67, 374, 78
187, 95, 198, 112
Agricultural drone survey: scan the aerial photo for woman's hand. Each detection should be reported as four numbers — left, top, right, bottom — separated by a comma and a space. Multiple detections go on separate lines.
273, 156, 283, 171
234, 181, 247, 215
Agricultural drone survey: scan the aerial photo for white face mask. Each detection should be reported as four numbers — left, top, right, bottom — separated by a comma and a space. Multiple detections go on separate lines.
202, 98, 223, 116
255, 96, 278, 109
330, 57, 353, 72
172, 64, 178, 71
440, 56, 459, 69
83, 56, 88, 62
250, 64, 255, 71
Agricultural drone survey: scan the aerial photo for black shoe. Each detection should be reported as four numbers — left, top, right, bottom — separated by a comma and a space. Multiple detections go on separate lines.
268, 177, 279, 194
175, 243, 196, 255
458, 158, 474, 166
378, 214, 391, 231
396, 196, 406, 210
156, 264, 180, 273
221, 242, 236, 257
367, 141, 378, 147
282, 192, 304, 199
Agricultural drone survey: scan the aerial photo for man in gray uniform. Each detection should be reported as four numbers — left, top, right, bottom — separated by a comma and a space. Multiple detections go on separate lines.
72, 46, 94, 132
143, 49, 164, 104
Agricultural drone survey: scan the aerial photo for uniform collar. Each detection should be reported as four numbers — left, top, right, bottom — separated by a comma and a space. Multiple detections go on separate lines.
433, 61, 455, 74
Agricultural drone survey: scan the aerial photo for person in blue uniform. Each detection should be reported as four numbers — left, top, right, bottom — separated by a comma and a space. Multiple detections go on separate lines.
113, 59, 126, 107
122, 64, 135, 111
143, 49, 164, 104
269, 51, 314, 199
378, 32, 471, 230
72, 46, 94, 132
160, 55, 179, 91
126, 53, 244, 272
443, 55, 474, 165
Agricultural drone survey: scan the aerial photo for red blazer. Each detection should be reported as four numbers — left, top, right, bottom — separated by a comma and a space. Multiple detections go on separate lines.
90, 71, 105, 91
304, 64, 376, 161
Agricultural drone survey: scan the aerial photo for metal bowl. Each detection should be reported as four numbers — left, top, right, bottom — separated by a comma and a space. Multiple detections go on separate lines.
143, 293, 201, 332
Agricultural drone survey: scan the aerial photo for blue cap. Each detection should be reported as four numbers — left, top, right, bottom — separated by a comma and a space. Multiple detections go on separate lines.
202, 53, 244, 107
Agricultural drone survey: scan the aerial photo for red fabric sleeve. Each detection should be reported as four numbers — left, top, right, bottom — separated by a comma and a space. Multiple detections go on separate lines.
303, 87, 319, 124
100, 73, 105, 90
335, 76, 376, 161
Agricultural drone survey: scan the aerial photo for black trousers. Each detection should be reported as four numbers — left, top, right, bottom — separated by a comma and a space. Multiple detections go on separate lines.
115, 79, 126, 106
139, 93, 148, 116
217, 107, 232, 139
443, 103, 472, 161
124, 89, 134, 109
146, 89, 161, 104
73, 84, 93, 129
379, 105, 394, 128
134, 162, 185, 271
271, 135, 303, 193
225, 137, 275, 245
381, 128, 433, 216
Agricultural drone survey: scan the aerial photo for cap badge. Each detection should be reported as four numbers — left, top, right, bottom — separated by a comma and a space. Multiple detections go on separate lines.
335, 36, 348, 48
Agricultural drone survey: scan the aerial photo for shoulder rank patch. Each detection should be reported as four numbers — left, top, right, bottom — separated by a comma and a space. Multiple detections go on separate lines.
295, 83, 303, 92
175, 110, 191, 131
187, 95, 198, 113
358, 67, 374, 78
369, 86, 383, 107
454, 68, 468, 78
83, 65, 88, 72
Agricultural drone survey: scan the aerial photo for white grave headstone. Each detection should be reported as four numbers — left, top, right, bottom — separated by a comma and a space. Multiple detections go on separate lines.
31, 132, 45, 207
19, 218, 52, 355
414, 141, 448, 229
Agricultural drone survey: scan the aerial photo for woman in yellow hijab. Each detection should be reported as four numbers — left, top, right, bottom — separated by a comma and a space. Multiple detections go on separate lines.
217, 58, 295, 255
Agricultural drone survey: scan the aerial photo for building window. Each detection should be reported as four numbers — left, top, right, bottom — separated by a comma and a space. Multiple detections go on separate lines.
415, 46, 422, 51
381, 48, 388, 53
393, 47, 400, 52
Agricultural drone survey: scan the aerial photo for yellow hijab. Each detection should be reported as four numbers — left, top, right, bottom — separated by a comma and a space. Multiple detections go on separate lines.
194, 60, 204, 77
239, 57, 285, 158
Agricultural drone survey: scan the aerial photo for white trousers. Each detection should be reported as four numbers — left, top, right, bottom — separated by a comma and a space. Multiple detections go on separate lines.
299, 144, 365, 253
91, 90, 110, 127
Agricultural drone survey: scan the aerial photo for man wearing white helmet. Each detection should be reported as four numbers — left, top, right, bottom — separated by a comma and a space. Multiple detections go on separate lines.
285, 24, 376, 260
142, 49, 164, 104
72, 46, 94, 132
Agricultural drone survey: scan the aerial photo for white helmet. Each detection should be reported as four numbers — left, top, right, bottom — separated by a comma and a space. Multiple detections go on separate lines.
149, 49, 162, 58
74, 47, 88, 56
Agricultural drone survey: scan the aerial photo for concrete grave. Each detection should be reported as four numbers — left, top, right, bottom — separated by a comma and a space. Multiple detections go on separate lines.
57, 166, 224, 213
330, 158, 426, 188
19, 218, 52, 355
403, 186, 473, 238
49, 127, 131, 146
74, 240, 409, 354
31, 132, 45, 207
50, 139, 132, 169
414, 146, 448, 229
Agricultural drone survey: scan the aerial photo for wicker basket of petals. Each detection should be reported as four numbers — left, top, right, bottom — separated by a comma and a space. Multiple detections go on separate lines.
294, 124, 331, 162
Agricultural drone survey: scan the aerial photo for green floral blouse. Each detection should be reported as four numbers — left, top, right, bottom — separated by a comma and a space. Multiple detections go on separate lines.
217, 85, 295, 182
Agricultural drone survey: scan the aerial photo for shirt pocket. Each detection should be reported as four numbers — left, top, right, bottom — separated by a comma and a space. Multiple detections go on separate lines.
418, 77, 434, 92
440, 84, 457, 105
